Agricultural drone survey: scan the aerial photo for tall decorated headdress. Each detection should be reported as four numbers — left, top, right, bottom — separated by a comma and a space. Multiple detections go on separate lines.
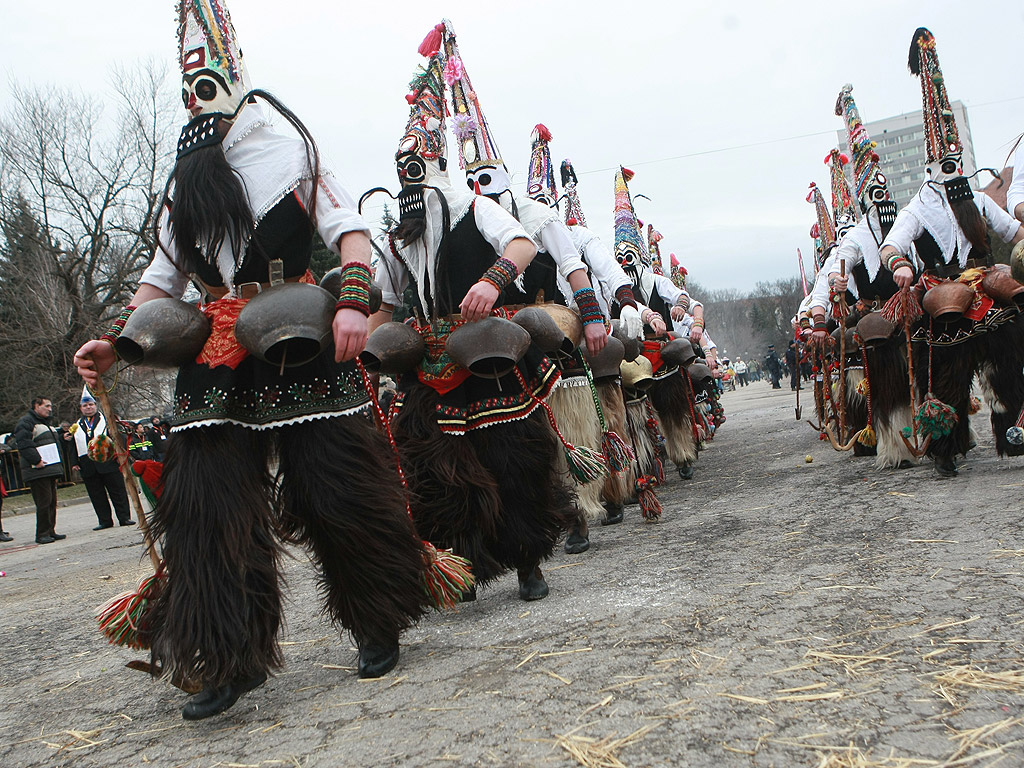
441, 21, 512, 197
825, 148, 858, 238
806, 182, 836, 270
670, 253, 686, 289
176, 0, 250, 117
647, 225, 665, 275
560, 159, 588, 227
393, 27, 450, 225
908, 27, 963, 181
614, 167, 649, 277
526, 124, 557, 206
835, 84, 891, 210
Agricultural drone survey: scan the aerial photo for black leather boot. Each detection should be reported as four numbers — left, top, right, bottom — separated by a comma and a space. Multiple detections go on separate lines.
518, 565, 549, 601
934, 455, 958, 477
357, 636, 400, 679
601, 503, 624, 526
564, 527, 590, 554
182, 671, 267, 720
677, 462, 694, 480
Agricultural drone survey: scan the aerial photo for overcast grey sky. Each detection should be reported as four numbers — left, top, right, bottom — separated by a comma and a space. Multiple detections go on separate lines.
3, 1, 1023, 290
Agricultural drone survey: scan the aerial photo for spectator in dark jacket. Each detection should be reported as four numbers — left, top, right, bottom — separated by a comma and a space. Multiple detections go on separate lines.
15, 397, 66, 544
128, 423, 156, 461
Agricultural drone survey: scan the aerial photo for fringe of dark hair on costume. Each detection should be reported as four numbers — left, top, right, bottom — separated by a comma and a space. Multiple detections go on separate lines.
147, 425, 282, 687
390, 382, 505, 583
949, 196, 990, 257
468, 410, 575, 576
275, 413, 428, 644
866, 335, 912, 429
648, 372, 696, 465
912, 337, 975, 461
845, 369, 874, 456
597, 381, 633, 505
977, 316, 1024, 457
166, 129, 253, 274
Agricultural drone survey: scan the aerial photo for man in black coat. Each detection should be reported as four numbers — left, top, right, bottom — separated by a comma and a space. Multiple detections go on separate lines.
15, 396, 66, 544
785, 340, 801, 391
763, 345, 783, 389
68, 390, 134, 530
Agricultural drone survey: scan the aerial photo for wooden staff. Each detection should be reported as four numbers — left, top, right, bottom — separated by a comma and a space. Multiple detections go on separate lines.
92, 383, 161, 572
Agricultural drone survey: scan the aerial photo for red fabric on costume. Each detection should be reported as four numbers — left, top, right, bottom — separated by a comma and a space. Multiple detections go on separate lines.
131, 460, 164, 500
641, 340, 665, 373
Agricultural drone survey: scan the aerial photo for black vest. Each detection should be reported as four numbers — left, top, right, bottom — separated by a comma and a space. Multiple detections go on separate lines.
189, 192, 314, 287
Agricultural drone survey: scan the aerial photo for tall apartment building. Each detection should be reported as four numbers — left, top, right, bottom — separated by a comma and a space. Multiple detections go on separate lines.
835, 100, 977, 209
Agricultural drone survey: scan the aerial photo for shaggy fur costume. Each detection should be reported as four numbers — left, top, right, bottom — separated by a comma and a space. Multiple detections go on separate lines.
148, 415, 429, 688
391, 382, 574, 585
624, 392, 662, 484
976, 316, 1024, 457
597, 380, 633, 507
648, 370, 698, 468
912, 336, 975, 461
866, 336, 917, 468
549, 381, 606, 522
843, 368, 874, 456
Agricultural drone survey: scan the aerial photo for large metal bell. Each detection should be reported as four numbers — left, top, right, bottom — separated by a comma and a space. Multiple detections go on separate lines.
533, 303, 583, 358
619, 356, 654, 392
115, 298, 211, 368
584, 336, 625, 380
610, 319, 641, 362
511, 306, 564, 354
360, 322, 425, 375
686, 362, 713, 386
445, 316, 531, 379
661, 338, 698, 367
235, 283, 335, 368
981, 264, 1024, 308
921, 281, 973, 322
854, 311, 896, 347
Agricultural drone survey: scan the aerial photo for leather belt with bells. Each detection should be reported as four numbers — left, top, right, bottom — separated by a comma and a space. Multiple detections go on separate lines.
192, 259, 301, 301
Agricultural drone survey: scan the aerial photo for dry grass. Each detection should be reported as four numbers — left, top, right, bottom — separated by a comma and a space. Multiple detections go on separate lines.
555, 722, 663, 768
930, 665, 1024, 695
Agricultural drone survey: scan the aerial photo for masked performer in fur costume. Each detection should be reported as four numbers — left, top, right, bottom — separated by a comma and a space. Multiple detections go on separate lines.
561, 158, 641, 526
74, 0, 432, 720
880, 28, 1024, 477
439, 22, 612, 555
812, 85, 918, 468
614, 168, 700, 484
372, 29, 574, 602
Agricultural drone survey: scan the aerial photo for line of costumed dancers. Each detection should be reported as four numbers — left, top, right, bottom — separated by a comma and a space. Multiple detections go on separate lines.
792, 27, 1024, 477
71, 6, 725, 720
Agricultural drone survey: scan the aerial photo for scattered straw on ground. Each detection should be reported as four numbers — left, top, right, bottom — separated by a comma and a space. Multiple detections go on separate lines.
929, 665, 1024, 694
555, 722, 663, 768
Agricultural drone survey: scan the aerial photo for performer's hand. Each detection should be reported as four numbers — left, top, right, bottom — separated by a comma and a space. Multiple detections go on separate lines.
830, 273, 848, 292
460, 281, 499, 322
649, 315, 667, 336
74, 340, 117, 389
619, 305, 643, 340
809, 329, 830, 350
670, 305, 686, 322
688, 325, 704, 344
583, 323, 607, 357
893, 266, 914, 290
333, 308, 368, 363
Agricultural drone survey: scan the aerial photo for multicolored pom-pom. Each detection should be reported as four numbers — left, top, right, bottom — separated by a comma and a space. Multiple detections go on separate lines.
87, 433, 115, 463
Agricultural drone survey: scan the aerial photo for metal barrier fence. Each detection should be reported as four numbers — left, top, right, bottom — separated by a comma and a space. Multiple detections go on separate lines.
1, 443, 79, 495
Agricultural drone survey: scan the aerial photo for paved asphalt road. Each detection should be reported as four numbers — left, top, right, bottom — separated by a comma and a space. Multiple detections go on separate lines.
2, 382, 1023, 767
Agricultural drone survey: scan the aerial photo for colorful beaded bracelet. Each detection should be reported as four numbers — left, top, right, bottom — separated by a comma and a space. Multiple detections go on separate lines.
334, 262, 373, 316
614, 285, 637, 309
99, 305, 137, 348
479, 257, 519, 293
573, 287, 604, 326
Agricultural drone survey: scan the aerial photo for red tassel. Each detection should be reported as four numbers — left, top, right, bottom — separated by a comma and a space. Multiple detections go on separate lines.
418, 23, 445, 57
567, 217, 578, 226
840, 153, 850, 164
636, 475, 662, 521
621, 167, 635, 182
534, 124, 552, 142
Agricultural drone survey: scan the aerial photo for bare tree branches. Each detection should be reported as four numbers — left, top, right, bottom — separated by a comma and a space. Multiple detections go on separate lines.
0, 61, 178, 427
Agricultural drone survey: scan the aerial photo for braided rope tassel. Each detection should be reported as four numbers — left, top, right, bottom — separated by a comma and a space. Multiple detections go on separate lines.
856, 336, 877, 448
581, 357, 634, 474
635, 475, 662, 521
356, 360, 473, 610
513, 366, 606, 484
683, 367, 702, 445
904, 321, 957, 441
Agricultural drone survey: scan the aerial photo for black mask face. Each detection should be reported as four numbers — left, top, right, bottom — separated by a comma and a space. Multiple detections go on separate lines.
944, 176, 973, 203
397, 185, 426, 222
396, 152, 427, 187
876, 200, 898, 229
